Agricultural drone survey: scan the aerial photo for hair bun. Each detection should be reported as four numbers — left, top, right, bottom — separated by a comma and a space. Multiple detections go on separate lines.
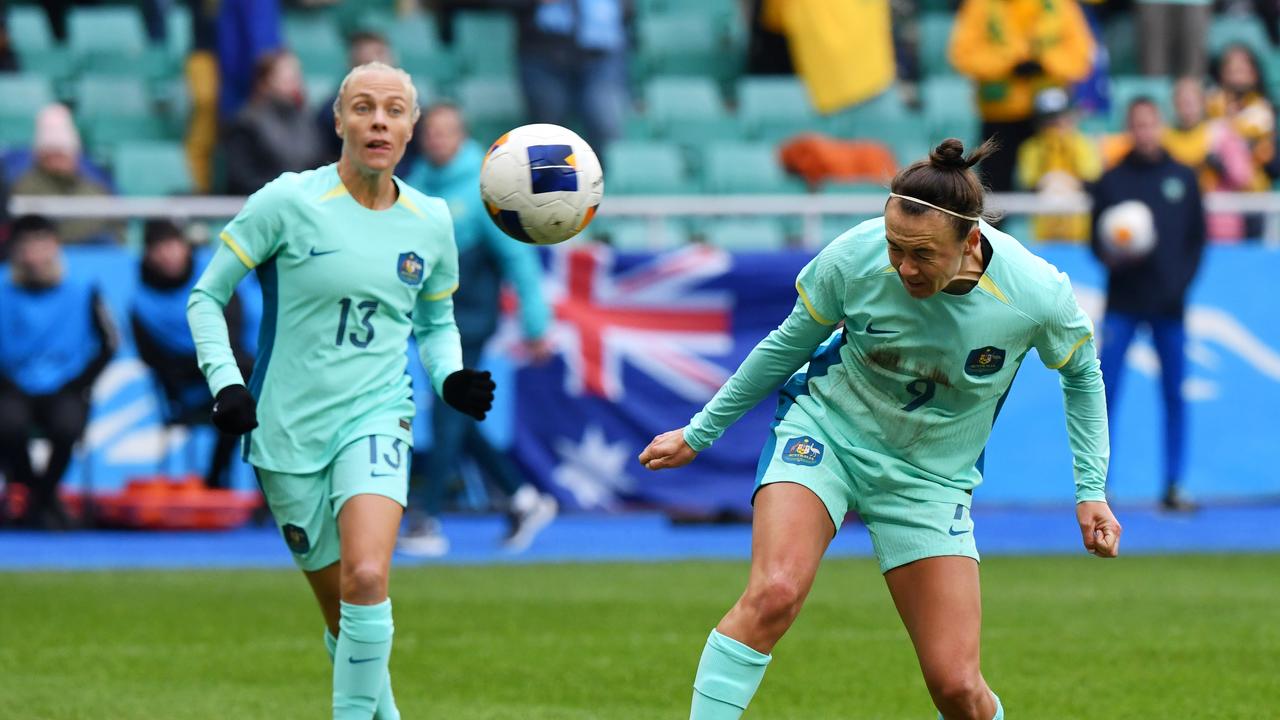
929, 138, 970, 170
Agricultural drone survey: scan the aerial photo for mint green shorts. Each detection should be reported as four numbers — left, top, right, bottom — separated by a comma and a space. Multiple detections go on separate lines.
754, 415, 979, 574
255, 435, 410, 572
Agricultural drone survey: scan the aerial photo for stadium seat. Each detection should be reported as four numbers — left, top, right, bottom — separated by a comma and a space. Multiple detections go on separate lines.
603, 141, 693, 194
593, 217, 688, 251
454, 11, 517, 77
389, 13, 458, 87
0, 75, 56, 147
112, 141, 194, 196
700, 142, 804, 194
1109, 75, 1174, 129
703, 218, 789, 252
825, 89, 911, 136
456, 76, 525, 145
644, 76, 733, 145
67, 5, 147, 68
918, 13, 957, 78
1103, 13, 1138, 75
285, 12, 348, 79
1209, 14, 1272, 61
305, 75, 339, 112
821, 215, 878, 245
737, 76, 820, 142
7, 5, 54, 55
75, 76, 152, 119
847, 115, 931, 168
920, 77, 979, 146
166, 3, 193, 62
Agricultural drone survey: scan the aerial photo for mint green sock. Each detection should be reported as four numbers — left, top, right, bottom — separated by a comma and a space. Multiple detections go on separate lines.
936, 692, 1003, 720
333, 599, 395, 720
690, 629, 772, 720
325, 628, 400, 720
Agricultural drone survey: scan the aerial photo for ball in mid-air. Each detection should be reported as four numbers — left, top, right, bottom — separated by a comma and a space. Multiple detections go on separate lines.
480, 124, 604, 245
1098, 200, 1157, 260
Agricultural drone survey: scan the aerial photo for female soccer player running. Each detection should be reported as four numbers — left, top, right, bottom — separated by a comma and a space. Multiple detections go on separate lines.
640, 139, 1123, 720
188, 62, 494, 719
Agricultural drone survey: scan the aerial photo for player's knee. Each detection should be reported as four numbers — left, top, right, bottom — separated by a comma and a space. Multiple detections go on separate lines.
925, 668, 986, 714
341, 561, 389, 600
743, 573, 806, 626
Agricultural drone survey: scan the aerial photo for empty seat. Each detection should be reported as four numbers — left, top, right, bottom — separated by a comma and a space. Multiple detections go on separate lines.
68, 5, 147, 63
454, 11, 516, 76
603, 141, 693, 194
456, 76, 525, 144
918, 13, 957, 78
644, 76, 732, 144
701, 142, 802, 194
75, 76, 152, 118
1209, 14, 1272, 61
0, 75, 56, 147
285, 12, 347, 78
737, 76, 819, 142
113, 141, 193, 196
703, 218, 788, 252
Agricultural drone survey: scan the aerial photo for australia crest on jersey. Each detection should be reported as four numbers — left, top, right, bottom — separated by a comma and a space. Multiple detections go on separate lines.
781, 436, 824, 466
964, 346, 1006, 376
397, 251, 425, 285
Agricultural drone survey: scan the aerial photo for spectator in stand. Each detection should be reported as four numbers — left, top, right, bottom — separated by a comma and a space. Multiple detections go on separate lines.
1165, 76, 1254, 241
444, 0, 628, 154
1136, 0, 1210, 79
949, 0, 1095, 192
1207, 45, 1277, 193
216, 0, 283, 119
399, 102, 558, 557
1090, 98, 1205, 513
0, 215, 118, 529
316, 30, 394, 164
13, 105, 120, 244
223, 51, 324, 195
131, 220, 253, 489
185, 0, 221, 193
1016, 88, 1102, 242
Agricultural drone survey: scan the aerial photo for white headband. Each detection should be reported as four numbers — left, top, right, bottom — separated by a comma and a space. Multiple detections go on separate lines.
888, 193, 981, 222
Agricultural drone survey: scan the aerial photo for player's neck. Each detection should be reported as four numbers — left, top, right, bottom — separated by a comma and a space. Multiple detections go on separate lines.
337, 158, 399, 210
942, 236, 988, 294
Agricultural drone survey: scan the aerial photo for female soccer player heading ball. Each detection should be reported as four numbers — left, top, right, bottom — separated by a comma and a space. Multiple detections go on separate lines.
188, 62, 494, 719
639, 138, 1122, 720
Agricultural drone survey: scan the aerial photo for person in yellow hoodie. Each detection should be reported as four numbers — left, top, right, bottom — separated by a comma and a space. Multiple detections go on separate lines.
1016, 88, 1101, 242
949, 0, 1095, 192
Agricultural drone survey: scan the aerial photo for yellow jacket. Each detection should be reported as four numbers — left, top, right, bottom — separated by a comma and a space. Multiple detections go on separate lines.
1015, 127, 1100, 241
949, 0, 1094, 122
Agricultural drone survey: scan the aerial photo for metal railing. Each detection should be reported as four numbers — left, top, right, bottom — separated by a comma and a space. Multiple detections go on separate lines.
11, 192, 1280, 248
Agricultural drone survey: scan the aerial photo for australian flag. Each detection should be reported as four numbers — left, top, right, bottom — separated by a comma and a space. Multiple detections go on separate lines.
511, 244, 815, 516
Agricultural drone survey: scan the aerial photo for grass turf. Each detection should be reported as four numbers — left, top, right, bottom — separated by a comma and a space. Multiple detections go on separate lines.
2, 554, 1277, 719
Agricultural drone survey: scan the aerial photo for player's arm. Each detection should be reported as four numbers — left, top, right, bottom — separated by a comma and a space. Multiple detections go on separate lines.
188, 244, 252, 395
1036, 281, 1122, 557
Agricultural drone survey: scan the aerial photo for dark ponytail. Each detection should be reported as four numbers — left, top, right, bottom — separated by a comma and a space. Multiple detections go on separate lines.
888, 137, 1000, 238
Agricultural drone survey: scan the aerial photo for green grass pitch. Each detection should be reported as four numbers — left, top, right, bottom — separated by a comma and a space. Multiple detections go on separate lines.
3, 554, 1277, 719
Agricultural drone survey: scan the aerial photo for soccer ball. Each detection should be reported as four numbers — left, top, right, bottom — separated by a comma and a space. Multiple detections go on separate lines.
1098, 200, 1157, 260
480, 124, 604, 245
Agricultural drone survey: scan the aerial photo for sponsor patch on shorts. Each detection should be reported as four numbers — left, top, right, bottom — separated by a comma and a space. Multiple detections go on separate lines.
781, 436, 824, 466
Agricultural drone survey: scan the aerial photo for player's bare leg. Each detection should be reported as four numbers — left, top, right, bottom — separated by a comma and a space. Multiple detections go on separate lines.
305, 563, 342, 635
884, 556, 999, 720
689, 482, 834, 719
329, 494, 404, 720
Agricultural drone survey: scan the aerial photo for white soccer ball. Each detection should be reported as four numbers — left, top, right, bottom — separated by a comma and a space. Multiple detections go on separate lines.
1098, 200, 1157, 260
479, 123, 604, 245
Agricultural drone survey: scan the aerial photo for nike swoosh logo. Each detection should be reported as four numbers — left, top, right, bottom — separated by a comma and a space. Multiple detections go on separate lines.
309, 248, 340, 257
371, 471, 398, 478
948, 527, 971, 536
348, 656, 380, 664
865, 322, 897, 335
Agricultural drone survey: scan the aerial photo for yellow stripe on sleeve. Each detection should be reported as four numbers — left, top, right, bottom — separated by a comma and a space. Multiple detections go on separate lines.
220, 231, 256, 269
796, 282, 836, 326
1046, 333, 1093, 369
420, 283, 459, 302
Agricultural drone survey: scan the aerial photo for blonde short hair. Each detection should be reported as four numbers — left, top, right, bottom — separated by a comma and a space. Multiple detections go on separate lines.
332, 61, 420, 121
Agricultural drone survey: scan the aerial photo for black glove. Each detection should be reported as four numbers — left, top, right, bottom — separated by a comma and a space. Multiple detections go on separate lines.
443, 369, 495, 421
1012, 59, 1043, 77
211, 384, 259, 435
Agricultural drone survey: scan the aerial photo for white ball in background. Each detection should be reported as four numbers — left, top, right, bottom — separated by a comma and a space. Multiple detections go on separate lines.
1098, 200, 1157, 260
479, 123, 605, 246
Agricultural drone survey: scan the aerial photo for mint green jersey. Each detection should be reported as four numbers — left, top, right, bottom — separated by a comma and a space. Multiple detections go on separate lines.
189, 164, 463, 473
686, 218, 1108, 502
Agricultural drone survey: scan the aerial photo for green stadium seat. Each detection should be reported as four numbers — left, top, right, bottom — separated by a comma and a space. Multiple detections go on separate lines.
1104, 13, 1138, 75
82, 116, 172, 166
390, 12, 458, 86
305, 75, 339, 112
918, 13, 957, 78
7, 5, 54, 54
113, 141, 194, 196
1209, 14, 1272, 61
819, 181, 887, 195
644, 76, 732, 145
703, 218, 789, 252
285, 12, 348, 78
603, 141, 694, 194
847, 114, 931, 168
826, 89, 911, 136
75, 76, 151, 118
822, 215, 878, 245
0, 75, 56, 147
593, 218, 688, 251
638, 12, 741, 87
737, 76, 820, 142
68, 6, 147, 66
455, 12, 516, 77
1109, 75, 1174, 129
167, 3, 193, 61
457, 76, 525, 145
921, 77, 979, 146
701, 142, 804, 194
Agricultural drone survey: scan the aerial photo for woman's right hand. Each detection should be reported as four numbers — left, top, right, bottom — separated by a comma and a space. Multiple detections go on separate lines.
638, 428, 699, 471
